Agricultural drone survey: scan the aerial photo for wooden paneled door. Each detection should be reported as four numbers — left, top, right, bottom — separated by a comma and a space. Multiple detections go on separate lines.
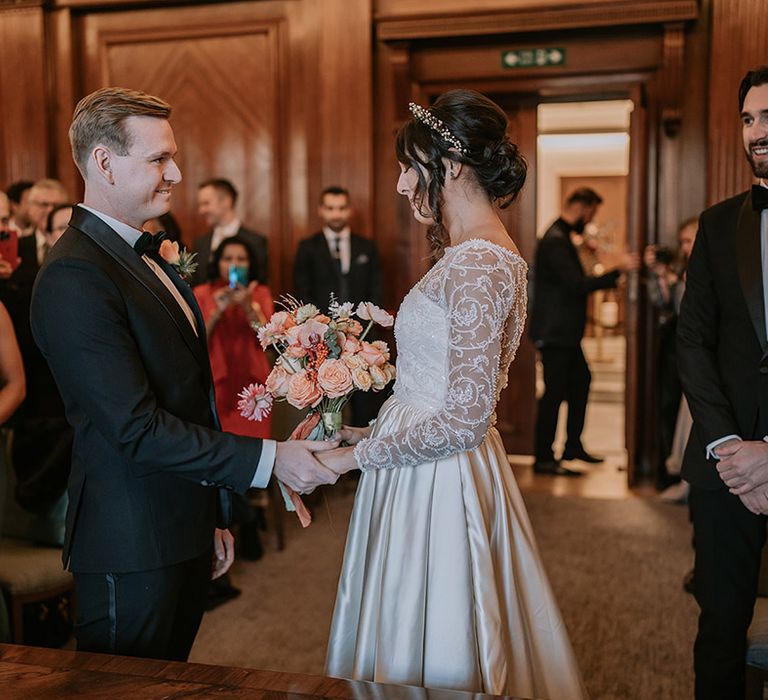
73, 3, 289, 290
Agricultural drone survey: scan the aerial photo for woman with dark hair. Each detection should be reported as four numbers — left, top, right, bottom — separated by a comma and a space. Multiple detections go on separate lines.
193, 236, 274, 438
321, 90, 585, 698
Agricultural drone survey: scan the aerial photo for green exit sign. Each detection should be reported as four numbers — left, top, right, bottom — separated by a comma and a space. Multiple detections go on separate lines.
501, 48, 566, 69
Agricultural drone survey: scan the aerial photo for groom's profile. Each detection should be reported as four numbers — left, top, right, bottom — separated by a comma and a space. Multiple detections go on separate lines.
30, 87, 338, 661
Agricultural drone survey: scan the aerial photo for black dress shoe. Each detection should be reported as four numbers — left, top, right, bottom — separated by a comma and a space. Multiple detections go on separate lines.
533, 460, 583, 477
561, 449, 604, 464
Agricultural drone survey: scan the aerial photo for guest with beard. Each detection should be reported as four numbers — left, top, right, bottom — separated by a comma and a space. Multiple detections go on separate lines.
678, 65, 768, 699
529, 187, 638, 475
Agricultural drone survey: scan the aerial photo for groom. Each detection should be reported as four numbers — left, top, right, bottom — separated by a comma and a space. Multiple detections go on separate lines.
30, 87, 338, 661
678, 65, 768, 698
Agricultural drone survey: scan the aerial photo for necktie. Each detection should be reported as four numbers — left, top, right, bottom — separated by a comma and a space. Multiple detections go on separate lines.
134, 230, 167, 256
752, 185, 768, 212
331, 235, 342, 272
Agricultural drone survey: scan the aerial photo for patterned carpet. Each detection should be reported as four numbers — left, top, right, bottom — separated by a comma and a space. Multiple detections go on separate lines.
190, 486, 697, 700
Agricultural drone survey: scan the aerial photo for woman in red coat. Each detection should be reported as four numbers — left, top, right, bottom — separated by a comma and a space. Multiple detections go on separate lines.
194, 236, 274, 438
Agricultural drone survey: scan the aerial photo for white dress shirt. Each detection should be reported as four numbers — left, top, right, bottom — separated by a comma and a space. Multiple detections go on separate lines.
323, 226, 351, 275
210, 219, 241, 258
78, 204, 276, 487
34, 228, 49, 266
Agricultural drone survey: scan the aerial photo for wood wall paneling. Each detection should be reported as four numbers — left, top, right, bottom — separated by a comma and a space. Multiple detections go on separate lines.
375, 0, 698, 40
0, 5, 49, 187
707, 0, 768, 204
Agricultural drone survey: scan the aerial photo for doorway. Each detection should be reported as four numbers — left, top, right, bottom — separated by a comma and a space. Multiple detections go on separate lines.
534, 100, 635, 491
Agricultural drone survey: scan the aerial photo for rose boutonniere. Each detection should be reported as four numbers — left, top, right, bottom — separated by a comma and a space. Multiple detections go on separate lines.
158, 239, 198, 282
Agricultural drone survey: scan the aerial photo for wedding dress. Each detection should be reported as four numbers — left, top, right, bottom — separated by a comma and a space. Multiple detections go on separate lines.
325, 239, 587, 699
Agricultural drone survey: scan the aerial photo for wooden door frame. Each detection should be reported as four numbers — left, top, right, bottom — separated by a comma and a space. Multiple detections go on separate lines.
373, 25, 685, 483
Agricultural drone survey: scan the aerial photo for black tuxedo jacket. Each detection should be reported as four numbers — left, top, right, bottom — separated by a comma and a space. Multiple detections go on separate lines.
189, 225, 268, 286
30, 207, 262, 573
292, 232, 383, 311
528, 218, 620, 347
678, 190, 768, 489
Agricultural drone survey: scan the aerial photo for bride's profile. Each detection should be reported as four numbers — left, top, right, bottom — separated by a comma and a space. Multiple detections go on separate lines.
318, 89, 587, 700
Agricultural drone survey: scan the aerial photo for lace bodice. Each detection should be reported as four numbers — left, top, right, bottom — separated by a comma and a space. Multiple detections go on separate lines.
354, 239, 528, 470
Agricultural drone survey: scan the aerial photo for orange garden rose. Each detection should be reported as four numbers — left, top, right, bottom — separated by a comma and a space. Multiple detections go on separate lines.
317, 358, 354, 398
265, 365, 292, 398
286, 370, 323, 409
359, 340, 389, 367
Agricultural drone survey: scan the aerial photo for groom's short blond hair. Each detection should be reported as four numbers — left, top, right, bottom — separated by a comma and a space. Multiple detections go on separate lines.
69, 87, 171, 178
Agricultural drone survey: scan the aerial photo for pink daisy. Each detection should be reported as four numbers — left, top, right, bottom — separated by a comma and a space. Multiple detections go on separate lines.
238, 383, 274, 422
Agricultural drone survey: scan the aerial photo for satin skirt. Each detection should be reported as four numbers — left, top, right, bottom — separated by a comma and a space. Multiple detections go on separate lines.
325, 396, 588, 699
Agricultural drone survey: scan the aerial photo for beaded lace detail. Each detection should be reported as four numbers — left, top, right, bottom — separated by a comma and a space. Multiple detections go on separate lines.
354, 239, 527, 470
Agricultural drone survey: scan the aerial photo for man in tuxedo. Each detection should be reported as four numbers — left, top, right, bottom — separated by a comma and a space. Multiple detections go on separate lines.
293, 186, 384, 425
30, 87, 338, 661
678, 66, 768, 699
190, 178, 268, 286
529, 188, 638, 475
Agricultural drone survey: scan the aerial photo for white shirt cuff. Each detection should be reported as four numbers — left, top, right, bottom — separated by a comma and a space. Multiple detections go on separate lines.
250, 439, 276, 488
706, 434, 741, 460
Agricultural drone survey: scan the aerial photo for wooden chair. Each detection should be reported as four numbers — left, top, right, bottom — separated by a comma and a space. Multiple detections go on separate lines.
0, 537, 74, 643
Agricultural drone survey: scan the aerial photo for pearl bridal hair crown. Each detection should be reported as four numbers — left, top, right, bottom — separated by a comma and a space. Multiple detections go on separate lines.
408, 102, 467, 155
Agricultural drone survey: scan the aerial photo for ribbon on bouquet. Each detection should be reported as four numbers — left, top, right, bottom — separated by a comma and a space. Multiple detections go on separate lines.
277, 412, 323, 528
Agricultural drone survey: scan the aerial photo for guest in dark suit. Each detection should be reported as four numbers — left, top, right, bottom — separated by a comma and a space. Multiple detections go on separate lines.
190, 178, 268, 286
30, 87, 338, 662
293, 186, 384, 425
5, 181, 33, 235
677, 66, 768, 700
529, 187, 638, 475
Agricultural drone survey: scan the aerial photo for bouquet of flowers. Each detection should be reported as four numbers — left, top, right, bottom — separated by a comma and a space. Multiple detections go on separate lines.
237, 297, 396, 526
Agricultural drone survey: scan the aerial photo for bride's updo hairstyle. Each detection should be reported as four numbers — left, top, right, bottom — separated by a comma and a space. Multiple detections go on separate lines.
396, 89, 527, 257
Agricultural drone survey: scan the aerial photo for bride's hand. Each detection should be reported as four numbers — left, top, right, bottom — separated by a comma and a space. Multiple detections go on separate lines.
316, 446, 359, 475
332, 424, 372, 445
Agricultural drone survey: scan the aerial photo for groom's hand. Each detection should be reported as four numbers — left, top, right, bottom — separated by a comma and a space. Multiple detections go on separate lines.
738, 482, 768, 515
717, 440, 768, 494
273, 439, 340, 492
212, 528, 235, 580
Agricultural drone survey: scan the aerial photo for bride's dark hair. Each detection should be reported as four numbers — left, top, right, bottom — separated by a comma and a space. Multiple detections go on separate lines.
396, 89, 527, 259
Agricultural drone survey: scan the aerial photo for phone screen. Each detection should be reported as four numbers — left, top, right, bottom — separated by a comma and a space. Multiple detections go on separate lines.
228, 264, 248, 289
0, 228, 19, 271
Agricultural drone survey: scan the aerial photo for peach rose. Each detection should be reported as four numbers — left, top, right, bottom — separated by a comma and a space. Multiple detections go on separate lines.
351, 365, 373, 391
342, 353, 366, 371
336, 318, 364, 336
286, 371, 323, 409
369, 364, 388, 391
258, 310, 296, 348
317, 359, 353, 398
355, 302, 394, 328
383, 362, 397, 383
265, 365, 292, 398
358, 340, 389, 367
343, 336, 362, 354
158, 239, 180, 265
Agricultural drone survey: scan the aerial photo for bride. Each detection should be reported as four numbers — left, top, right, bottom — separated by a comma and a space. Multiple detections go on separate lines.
317, 89, 587, 700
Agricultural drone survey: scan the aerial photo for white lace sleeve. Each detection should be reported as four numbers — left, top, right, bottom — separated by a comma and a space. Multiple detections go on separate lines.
353, 248, 521, 470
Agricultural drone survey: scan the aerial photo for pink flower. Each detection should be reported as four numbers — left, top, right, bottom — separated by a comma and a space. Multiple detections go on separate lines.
258, 311, 296, 349
343, 336, 361, 354
317, 359, 354, 398
265, 365, 292, 398
286, 371, 323, 409
238, 383, 273, 422
358, 340, 389, 367
286, 319, 329, 349
355, 302, 394, 327
158, 239, 180, 266
336, 318, 364, 336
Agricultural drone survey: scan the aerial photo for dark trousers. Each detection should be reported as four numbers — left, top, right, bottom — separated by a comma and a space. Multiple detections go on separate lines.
690, 486, 767, 699
656, 322, 682, 484
73, 548, 211, 661
533, 345, 591, 461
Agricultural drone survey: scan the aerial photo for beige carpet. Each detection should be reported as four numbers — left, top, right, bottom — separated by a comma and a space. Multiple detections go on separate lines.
190, 487, 697, 699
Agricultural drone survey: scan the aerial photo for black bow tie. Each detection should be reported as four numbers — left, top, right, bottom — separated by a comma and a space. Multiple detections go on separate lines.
134, 230, 167, 257
752, 185, 768, 212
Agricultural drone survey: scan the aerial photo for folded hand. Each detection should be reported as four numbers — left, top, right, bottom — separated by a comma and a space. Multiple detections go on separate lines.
332, 424, 372, 446
716, 440, 768, 494
274, 438, 340, 493
738, 482, 768, 515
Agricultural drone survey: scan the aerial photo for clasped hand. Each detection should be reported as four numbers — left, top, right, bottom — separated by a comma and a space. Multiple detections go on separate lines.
715, 439, 768, 514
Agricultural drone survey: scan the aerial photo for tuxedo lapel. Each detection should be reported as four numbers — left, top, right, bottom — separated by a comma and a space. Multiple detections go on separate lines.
69, 207, 207, 370
735, 194, 767, 353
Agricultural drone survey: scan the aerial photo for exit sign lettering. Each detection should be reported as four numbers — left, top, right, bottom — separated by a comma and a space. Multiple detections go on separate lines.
501, 48, 566, 69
